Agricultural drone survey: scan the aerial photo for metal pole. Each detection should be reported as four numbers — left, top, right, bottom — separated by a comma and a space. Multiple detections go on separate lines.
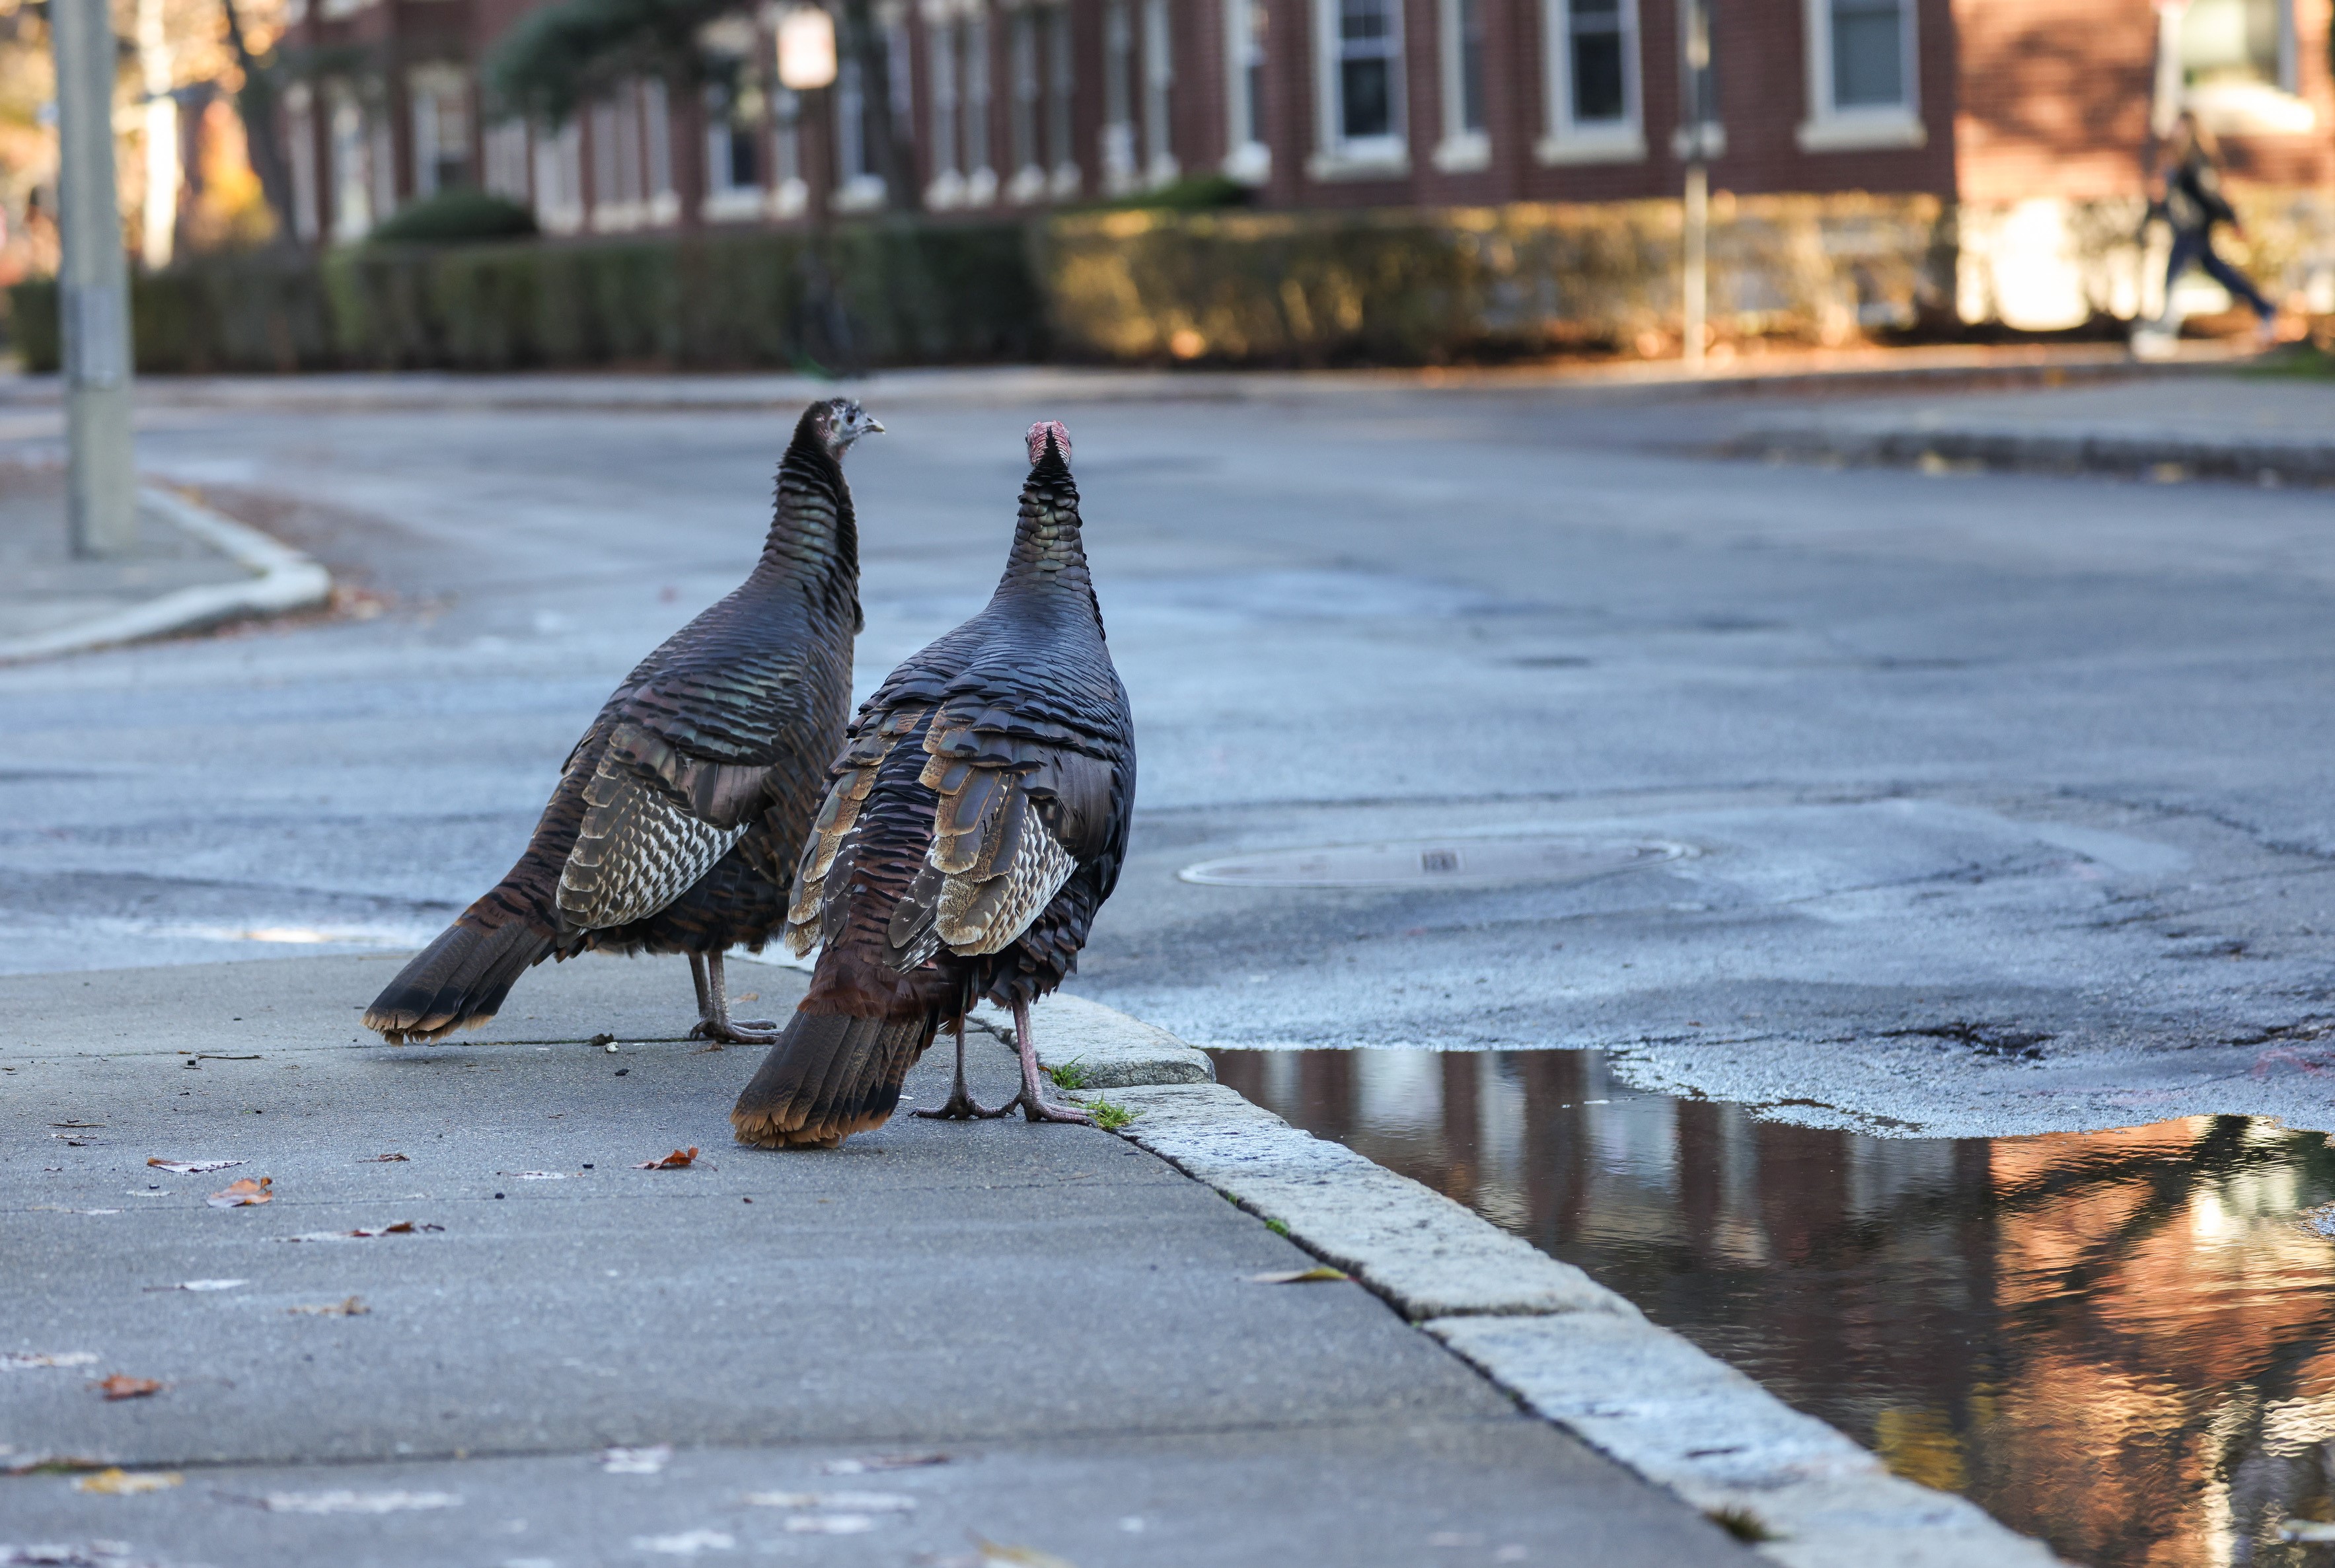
1683, 159, 1707, 372
52, 0, 138, 557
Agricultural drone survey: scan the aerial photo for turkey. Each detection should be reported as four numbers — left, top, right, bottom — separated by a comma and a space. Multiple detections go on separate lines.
362, 398, 881, 1047
730, 419, 1134, 1149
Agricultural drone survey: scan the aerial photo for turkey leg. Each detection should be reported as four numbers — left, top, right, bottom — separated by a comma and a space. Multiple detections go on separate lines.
912, 1014, 1013, 1120
690, 952, 780, 1044
994, 998, 1093, 1125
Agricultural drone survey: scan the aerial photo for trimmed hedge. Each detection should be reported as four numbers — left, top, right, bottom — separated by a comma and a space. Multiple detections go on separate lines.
1037, 196, 1955, 365
7, 220, 1042, 373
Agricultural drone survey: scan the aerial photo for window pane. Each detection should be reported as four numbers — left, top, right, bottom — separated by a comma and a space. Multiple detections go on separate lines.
1830, 0, 1903, 107
1458, 0, 1486, 131
1341, 57, 1392, 136
1571, 33, 1625, 121
1342, 0, 1393, 44
2180, 0, 2280, 83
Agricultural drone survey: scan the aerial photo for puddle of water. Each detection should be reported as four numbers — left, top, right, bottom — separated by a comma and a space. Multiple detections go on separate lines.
1210, 1046, 2335, 1568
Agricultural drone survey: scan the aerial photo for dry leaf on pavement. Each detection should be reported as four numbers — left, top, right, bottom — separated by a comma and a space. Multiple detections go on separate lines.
634, 1148, 698, 1170
286, 1296, 369, 1317
358, 1153, 409, 1163
205, 1177, 272, 1209
147, 1158, 243, 1175
975, 1538, 1079, 1568
93, 1375, 163, 1400
74, 1468, 182, 1495
1249, 1266, 1350, 1284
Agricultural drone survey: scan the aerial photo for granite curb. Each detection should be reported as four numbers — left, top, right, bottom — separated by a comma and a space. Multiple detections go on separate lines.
1027, 1005, 2065, 1567
0, 486, 332, 664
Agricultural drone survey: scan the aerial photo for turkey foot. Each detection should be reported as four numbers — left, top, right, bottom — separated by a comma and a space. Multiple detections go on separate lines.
914, 1016, 1014, 1119
688, 953, 780, 1045
989, 999, 1093, 1126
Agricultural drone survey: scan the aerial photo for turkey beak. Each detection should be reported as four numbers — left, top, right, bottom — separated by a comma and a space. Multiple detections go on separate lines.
864, 417, 885, 435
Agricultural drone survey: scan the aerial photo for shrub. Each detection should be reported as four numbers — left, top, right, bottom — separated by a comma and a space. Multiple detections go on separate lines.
363, 190, 540, 246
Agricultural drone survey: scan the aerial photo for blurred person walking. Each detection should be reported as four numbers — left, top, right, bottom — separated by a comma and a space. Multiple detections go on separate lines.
2143, 110, 2280, 348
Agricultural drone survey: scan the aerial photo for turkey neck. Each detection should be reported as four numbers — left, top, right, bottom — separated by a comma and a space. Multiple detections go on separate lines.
992, 455, 1097, 627
755, 433, 861, 627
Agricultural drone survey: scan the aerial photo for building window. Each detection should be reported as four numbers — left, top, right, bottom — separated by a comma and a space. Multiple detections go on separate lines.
1102, 0, 1136, 191
1798, 0, 1923, 149
2174, 0, 2315, 132
1538, 0, 1642, 163
1310, 0, 1405, 176
929, 22, 961, 204
1434, 0, 1488, 170
962, 11, 994, 204
704, 77, 764, 219
286, 82, 320, 240
483, 118, 529, 203
1046, 3, 1078, 194
835, 51, 887, 210
367, 90, 396, 219
409, 66, 472, 196
1010, 8, 1043, 198
1140, 0, 1176, 184
326, 81, 371, 239
532, 118, 583, 233
1222, 0, 1268, 181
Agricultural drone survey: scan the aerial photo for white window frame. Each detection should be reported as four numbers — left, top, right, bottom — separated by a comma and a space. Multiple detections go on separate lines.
1308, 0, 1408, 180
409, 64, 471, 198
702, 80, 764, 222
1045, 1, 1080, 195
1797, 0, 1925, 151
1538, 0, 1645, 165
533, 119, 584, 234
1434, 0, 1489, 170
1221, 0, 1269, 182
1101, 0, 1138, 192
286, 82, 321, 240
1008, 5, 1047, 200
483, 117, 530, 205
2175, 0, 2318, 135
963, 11, 996, 204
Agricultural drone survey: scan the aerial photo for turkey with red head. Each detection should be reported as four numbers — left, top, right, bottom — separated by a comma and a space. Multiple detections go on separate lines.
361, 398, 881, 1046
731, 419, 1134, 1148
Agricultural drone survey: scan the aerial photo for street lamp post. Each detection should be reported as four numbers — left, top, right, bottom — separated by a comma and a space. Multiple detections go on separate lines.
50, 0, 138, 556
1676, 0, 1719, 373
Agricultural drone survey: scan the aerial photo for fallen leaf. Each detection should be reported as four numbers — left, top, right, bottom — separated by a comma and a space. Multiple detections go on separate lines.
1, 1351, 98, 1369
359, 1153, 409, 1163
1249, 1266, 1351, 1284
587, 1033, 616, 1048
784, 1515, 875, 1534
287, 1296, 369, 1317
601, 1444, 671, 1474
75, 1467, 182, 1495
94, 1375, 163, 1400
149, 1158, 243, 1175
634, 1148, 699, 1170
143, 1279, 247, 1293
975, 1538, 1079, 1568
821, 1452, 948, 1475
251, 1489, 461, 1514
276, 1222, 443, 1242
1, 1454, 111, 1477
631, 1529, 733, 1555
206, 1177, 272, 1209
746, 1491, 916, 1512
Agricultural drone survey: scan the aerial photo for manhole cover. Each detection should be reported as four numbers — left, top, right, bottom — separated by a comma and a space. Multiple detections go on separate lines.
1178, 836, 1688, 889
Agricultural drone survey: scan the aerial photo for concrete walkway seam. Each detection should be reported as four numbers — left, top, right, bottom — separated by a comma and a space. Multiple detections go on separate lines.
0, 486, 332, 665
1025, 1009, 2064, 1568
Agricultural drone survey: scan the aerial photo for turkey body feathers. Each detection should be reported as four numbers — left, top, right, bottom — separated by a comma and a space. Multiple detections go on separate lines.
363, 403, 866, 1044
734, 434, 1134, 1148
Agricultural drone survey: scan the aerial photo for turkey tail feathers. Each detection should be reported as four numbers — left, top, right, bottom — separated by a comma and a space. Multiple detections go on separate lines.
362, 918, 556, 1045
730, 1010, 936, 1149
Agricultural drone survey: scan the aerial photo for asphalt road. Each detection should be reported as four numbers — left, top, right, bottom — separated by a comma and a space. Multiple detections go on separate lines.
3, 369, 2333, 1139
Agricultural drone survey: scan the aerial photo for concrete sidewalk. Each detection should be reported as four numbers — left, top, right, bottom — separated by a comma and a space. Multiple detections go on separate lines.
0, 465, 331, 661
1, 953, 1754, 1568
1724, 370, 2335, 484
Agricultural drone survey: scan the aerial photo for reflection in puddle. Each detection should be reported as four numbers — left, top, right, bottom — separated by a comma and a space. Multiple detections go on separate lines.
1210, 1047, 2335, 1568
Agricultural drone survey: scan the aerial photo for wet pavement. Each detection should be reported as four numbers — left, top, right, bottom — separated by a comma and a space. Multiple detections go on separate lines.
1214, 1045, 2335, 1568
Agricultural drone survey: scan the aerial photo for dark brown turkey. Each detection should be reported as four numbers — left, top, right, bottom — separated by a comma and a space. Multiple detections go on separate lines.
362, 397, 881, 1047
731, 419, 1134, 1149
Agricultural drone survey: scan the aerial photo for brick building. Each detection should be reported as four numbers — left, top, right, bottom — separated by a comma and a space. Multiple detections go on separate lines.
279, 0, 2334, 322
